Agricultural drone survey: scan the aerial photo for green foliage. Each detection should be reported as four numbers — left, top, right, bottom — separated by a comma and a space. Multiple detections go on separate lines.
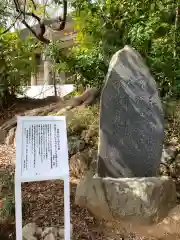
47, 0, 180, 97
45, 41, 106, 87
60, 46, 106, 87
0, 29, 37, 107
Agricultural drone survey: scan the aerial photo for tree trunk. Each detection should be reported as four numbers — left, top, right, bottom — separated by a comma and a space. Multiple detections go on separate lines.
31, 73, 38, 86
53, 71, 57, 96
44, 59, 53, 85
67, 87, 100, 107
174, 2, 180, 58
1, 88, 16, 109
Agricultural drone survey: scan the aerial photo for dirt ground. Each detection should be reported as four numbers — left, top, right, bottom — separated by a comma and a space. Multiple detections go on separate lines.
0, 98, 118, 240
1, 144, 148, 240
0, 144, 106, 240
0, 97, 179, 240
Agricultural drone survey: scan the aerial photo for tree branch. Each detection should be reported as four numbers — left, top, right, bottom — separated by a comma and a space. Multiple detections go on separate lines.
12, 0, 68, 44
30, 0, 37, 10
13, 0, 49, 43
54, 0, 67, 31
0, 13, 22, 35
21, 19, 50, 43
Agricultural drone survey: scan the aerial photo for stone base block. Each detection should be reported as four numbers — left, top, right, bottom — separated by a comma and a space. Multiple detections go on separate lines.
75, 172, 178, 238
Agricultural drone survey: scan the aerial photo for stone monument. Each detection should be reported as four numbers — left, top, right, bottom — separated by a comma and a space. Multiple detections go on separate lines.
97, 45, 164, 178
75, 47, 178, 240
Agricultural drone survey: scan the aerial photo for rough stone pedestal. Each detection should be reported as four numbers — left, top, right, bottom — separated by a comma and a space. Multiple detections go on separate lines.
75, 172, 178, 239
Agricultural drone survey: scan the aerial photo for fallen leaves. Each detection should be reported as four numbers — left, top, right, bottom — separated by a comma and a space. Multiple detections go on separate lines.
0, 144, 106, 240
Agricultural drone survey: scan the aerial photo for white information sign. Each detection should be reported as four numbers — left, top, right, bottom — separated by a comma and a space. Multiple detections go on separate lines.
15, 116, 70, 240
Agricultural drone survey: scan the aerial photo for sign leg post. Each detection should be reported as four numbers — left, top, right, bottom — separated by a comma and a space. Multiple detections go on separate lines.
15, 181, 23, 240
64, 176, 71, 240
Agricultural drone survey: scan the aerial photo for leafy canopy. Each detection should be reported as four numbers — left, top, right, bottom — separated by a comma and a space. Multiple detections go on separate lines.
47, 0, 180, 97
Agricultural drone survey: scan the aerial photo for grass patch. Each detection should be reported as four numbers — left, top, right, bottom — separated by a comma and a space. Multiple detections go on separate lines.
163, 100, 180, 143
0, 173, 29, 224
52, 104, 99, 147
67, 105, 99, 136
0, 173, 15, 223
